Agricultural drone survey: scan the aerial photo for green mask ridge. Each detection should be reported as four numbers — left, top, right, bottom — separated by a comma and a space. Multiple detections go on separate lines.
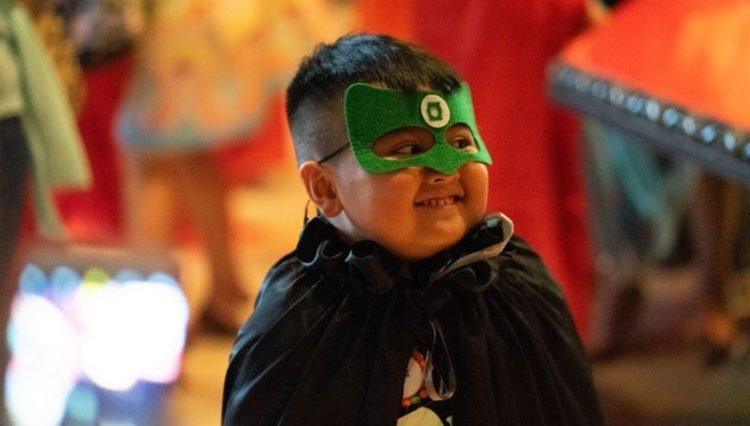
343, 82, 492, 174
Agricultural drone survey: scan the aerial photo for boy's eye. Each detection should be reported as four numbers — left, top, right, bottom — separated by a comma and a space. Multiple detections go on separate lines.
451, 137, 475, 150
446, 124, 478, 153
373, 127, 434, 159
390, 142, 423, 157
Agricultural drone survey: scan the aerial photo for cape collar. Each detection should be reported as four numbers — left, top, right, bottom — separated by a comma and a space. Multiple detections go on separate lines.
296, 213, 514, 298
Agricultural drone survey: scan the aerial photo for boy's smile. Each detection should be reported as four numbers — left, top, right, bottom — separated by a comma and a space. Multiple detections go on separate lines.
414, 191, 464, 207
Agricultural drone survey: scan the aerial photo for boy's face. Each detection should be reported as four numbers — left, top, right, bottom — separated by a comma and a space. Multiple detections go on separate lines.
327, 125, 489, 260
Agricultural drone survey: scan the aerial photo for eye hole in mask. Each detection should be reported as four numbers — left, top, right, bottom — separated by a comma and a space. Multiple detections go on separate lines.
372, 124, 479, 160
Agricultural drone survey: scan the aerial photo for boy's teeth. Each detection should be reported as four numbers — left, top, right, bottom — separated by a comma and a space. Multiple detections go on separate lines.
420, 196, 456, 206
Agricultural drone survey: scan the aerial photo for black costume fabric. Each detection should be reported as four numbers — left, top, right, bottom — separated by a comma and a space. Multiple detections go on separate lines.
223, 214, 602, 426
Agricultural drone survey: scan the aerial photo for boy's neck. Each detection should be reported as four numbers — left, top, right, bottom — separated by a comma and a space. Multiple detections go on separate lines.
326, 211, 366, 247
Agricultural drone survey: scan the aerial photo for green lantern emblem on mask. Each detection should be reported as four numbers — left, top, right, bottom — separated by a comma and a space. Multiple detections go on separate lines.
343, 82, 492, 174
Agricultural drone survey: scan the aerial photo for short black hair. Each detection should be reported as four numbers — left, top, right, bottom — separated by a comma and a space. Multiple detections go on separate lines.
286, 33, 463, 164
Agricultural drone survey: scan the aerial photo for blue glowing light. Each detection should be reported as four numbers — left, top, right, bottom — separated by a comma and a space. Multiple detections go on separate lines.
5, 263, 188, 426
50, 266, 81, 306
66, 384, 99, 423
19, 264, 48, 295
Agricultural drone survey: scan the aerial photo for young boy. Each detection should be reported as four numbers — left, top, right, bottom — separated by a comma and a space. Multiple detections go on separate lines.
222, 34, 602, 426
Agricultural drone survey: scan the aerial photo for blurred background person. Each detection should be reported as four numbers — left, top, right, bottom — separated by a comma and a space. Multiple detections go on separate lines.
580, 0, 699, 358
0, 0, 90, 420
51, 0, 144, 242
407, 0, 596, 335
354, 0, 597, 336
114, 0, 352, 331
583, 117, 698, 357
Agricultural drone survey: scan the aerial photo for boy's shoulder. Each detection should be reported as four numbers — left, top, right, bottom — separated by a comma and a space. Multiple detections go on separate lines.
232, 219, 350, 349
499, 234, 567, 304
238, 250, 327, 336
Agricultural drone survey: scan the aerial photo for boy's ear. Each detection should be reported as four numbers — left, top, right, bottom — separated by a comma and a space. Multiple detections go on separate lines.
299, 161, 344, 217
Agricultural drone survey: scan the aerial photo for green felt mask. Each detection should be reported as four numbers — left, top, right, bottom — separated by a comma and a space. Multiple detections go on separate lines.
343, 83, 492, 174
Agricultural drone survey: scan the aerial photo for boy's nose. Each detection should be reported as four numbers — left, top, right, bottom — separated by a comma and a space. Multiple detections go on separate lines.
423, 167, 459, 184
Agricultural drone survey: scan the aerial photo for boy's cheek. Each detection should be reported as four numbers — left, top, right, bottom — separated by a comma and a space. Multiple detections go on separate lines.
463, 162, 490, 205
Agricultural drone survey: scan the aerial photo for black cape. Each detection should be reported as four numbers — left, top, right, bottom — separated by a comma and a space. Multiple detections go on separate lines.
222, 214, 602, 425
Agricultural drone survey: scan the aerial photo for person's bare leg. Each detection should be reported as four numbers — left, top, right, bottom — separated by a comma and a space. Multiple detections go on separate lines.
124, 154, 179, 250
710, 178, 742, 343
689, 173, 738, 364
172, 152, 251, 330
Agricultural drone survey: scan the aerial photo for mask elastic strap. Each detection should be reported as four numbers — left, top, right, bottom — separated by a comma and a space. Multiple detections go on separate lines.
318, 143, 350, 163
303, 199, 312, 226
